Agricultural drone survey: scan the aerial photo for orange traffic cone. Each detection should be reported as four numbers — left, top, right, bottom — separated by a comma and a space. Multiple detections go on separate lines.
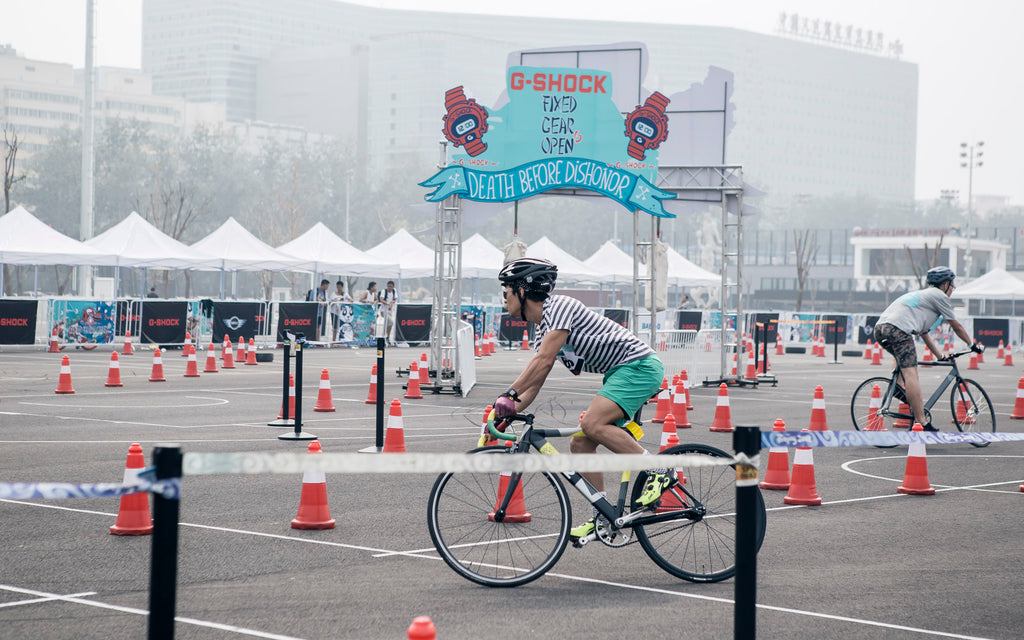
897, 424, 935, 495
776, 335, 784, 355
313, 369, 336, 412
954, 382, 976, 425
520, 330, 530, 350
1010, 377, 1024, 420
474, 333, 482, 357
997, 340, 1005, 359
651, 378, 671, 423
893, 401, 912, 428
55, 355, 75, 394
485, 333, 494, 355
863, 339, 873, 360
408, 616, 437, 640
105, 351, 124, 387
291, 441, 335, 530
183, 349, 200, 377
920, 347, 933, 367
710, 383, 734, 432
871, 342, 883, 365
480, 405, 495, 447
405, 361, 424, 399
419, 354, 430, 386
221, 334, 236, 369
808, 385, 829, 431
681, 369, 694, 410
489, 471, 532, 522
182, 332, 192, 357
658, 413, 679, 452
235, 337, 245, 363
784, 430, 822, 505
121, 331, 134, 355
383, 399, 407, 453
968, 352, 979, 370
245, 338, 258, 365
365, 364, 378, 404
204, 343, 218, 373
277, 375, 296, 420
148, 348, 166, 382
1004, 349, 1014, 367
48, 328, 61, 352
865, 384, 887, 431
760, 419, 791, 490
671, 378, 691, 428
744, 346, 757, 379
109, 443, 154, 535
731, 351, 738, 377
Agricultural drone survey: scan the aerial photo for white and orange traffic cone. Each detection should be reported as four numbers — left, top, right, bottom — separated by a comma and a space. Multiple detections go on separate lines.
418, 354, 430, 386
1010, 377, 1024, 420
236, 336, 245, 364
407, 616, 437, 640
863, 339, 873, 360
997, 340, 1005, 359
920, 347, 933, 367
148, 348, 166, 382
783, 430, 822, 505
313, 369, 336, 412
245, 338, 258, 365
759, 419, 791, 490
968, 352, 979, 370
709, 383, 734, 432
658, 413, 679, 452
681, 369, 694, 410
110, 443, 153, 535
808, 385, 829, 431
954, 383, 976, 425
121, 331, 134, 356
744, 346, 757, 379
55, 355, 75, 394
866, 384, 886, 431
291, 441, 335, 530
671, 378, 691, 428
893, 401, 912, 429
479, 405, 495, 447
277, 375, 296, 420
870, 342, 882, 365
48, 328, 61, 353
105, 351, 124, 387
520, 330, 530, 350
1004, 348, 1015, 367
221, 334, 236, 369
182, 331, 192, 357
651, 378, 671, 423
405, 362, 424, 399
383, 399, 407, 453
897, 424, 935, 495
204, 343, 219, 373
365, 364, 378, 404
474, 334, 482, 357
776, 335, 784, 355
183, 349, 200, 378
489, 471, 531, 523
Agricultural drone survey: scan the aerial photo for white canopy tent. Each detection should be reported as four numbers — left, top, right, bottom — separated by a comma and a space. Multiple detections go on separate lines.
665, 246, 720, 287
583, 240, 636, 284
277, 222, 400, 278
952, 268, 1024, 314
462, 233, 504, 279
526, 236, 609, 284
365, 228, 435, 279
191, 217, 307, 298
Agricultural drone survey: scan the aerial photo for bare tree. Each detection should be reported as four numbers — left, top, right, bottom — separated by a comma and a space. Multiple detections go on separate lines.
906, 234, 946, 287
793, 229, 818, 312
250, 162, 309, 300
134, 178, 209, 297
3, 125, 28, 294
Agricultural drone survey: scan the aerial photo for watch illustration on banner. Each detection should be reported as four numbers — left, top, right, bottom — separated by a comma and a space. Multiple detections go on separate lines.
442, 86, 489, 157
624, 91, 670, 160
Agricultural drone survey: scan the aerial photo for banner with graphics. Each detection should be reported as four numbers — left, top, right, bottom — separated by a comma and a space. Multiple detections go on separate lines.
499, 313, 534, 344
396, 304, 432, 343
823, 314, 848, 345
140, 301, 187, 344
51, 300, 115, 345
422, 67, 676, 216
212, 302, 264, 342
973, 318, 1008, 348
0, 300, 37, 344
604, 308, 629, 328
676, 311, 703, 332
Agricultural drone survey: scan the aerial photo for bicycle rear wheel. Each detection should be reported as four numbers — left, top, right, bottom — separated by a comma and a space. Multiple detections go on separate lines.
850, 376, 896, 431
632, 444, 766, 583
427, 446, 571, 587
950, 379, 995, 448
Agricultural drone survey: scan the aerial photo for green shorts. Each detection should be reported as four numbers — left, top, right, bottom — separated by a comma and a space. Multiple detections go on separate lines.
597, 354, 665, 428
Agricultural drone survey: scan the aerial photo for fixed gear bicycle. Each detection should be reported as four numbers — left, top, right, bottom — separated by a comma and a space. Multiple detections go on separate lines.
850, 349, 996, 448
426, 413, 767, 587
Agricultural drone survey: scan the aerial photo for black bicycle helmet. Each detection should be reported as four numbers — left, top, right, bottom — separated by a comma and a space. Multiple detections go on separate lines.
925, 266, 956, 286
498, 257, 558, 294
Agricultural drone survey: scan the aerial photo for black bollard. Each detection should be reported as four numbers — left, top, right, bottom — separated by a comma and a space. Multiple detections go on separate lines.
733, 425, 761, 640
148, 445, 182, 640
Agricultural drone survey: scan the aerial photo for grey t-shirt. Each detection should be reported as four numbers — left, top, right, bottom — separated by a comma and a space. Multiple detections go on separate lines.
877, 286, 955, 335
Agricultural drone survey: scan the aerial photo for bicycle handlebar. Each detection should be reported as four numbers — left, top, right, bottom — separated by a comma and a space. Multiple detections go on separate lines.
487, 413, 534, 441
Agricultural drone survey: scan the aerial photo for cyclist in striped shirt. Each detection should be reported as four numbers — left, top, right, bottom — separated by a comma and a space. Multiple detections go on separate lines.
491, 258, 673, 543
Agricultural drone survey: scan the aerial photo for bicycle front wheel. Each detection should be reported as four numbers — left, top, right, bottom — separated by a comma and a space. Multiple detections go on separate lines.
850, 377, 893, 431
950, 379, 996, 448
426, 446, 571, 587
632, 444, 767, 583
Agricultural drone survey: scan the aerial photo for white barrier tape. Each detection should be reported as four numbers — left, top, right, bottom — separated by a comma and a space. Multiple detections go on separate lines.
763, 430, 1024, 448
183, 451, 752, 476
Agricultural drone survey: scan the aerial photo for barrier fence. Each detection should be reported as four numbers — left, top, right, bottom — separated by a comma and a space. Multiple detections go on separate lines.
3, 429, 1024, 639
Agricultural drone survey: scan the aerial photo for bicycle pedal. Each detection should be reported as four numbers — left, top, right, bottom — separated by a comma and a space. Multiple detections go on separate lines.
571, 533, 596, 548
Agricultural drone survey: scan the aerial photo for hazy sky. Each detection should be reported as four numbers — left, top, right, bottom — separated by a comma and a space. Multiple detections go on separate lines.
3, 0, 1021, 206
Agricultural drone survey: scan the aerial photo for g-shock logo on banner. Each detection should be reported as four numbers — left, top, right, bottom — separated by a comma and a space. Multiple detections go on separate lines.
442, 86, 489, 157
624, 92, 670, 160
222, 316, 247, 331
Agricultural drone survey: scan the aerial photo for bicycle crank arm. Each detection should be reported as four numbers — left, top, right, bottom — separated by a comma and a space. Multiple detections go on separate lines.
622, 509, 703, 528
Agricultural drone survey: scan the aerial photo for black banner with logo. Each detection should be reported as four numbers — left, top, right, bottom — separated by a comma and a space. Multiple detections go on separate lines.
499, 313, 534, 343
0, 300, 37, 344
212, 302, 263, 342
116, 300, 142, 337
858, 315, 880, 344
824, 314, 847, 345
277, 302, 318, 341
604, 308, 629, 328
395, 304, 431, 343
676, 311, 703, 332
140, 301, 187, 344
973, 318, 1008, 348
751, 313, 778, 342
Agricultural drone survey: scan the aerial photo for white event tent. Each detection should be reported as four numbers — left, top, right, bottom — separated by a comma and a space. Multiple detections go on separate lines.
277, 222, 400, 278
665, 247, 720, 287
191, 217, 306, 298
462, 233, 504, 278
365, 228, 435, 279
952, 268, 1024, 314
526, 236, 609, 283
0, 206, 113, 266
583, 240, 638, 284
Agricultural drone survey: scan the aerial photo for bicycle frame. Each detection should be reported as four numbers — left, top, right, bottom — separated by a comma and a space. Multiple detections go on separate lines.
488, 415, 701, 531
879, 351, 970, 418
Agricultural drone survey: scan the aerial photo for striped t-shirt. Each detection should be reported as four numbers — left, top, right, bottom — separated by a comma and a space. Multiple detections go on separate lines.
535, 295, 655, 375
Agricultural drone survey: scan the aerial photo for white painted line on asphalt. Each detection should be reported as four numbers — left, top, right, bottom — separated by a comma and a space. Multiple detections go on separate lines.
19, 396, 230, 409
0, 590, 96, 608
0, 584, 309, 640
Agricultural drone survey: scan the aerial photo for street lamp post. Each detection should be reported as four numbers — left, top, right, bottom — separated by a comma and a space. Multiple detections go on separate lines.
344, 168, 354, 243
960, 141, 984, 278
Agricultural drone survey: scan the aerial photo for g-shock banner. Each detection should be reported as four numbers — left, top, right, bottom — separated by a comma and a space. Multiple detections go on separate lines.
422, 66, 675, 217
0, 300, 37, 344
395, 304, 431, 343
212, 302, 263, 342
973, 318, 1008, 348
499, 313, 534, 343
276, 303, 318, 342
141, 301, 188, 344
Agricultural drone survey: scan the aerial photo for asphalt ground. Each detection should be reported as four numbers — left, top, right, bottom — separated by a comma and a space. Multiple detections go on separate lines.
1, 342, 1022, 640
